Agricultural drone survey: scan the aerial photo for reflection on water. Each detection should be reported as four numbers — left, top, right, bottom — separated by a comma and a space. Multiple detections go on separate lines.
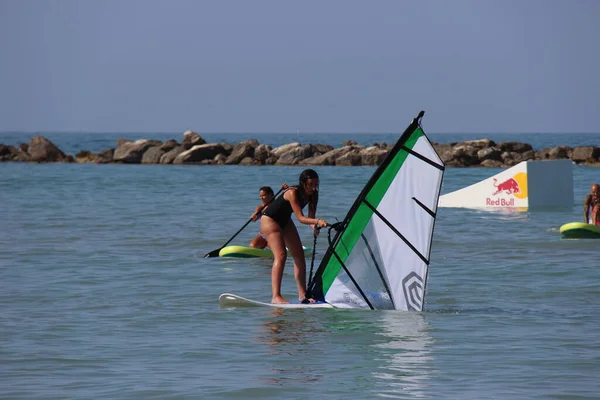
469, 207, 531, 219
253, 309, 433, 397
255, 308, 328, 386
258, 308, 321, 352
370, 311, 433, 399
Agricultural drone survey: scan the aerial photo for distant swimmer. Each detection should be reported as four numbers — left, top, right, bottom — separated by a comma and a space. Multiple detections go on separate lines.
583, 183, 600, 225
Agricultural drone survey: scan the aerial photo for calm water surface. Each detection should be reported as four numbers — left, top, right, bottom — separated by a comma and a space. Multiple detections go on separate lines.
1, 137, 600, 399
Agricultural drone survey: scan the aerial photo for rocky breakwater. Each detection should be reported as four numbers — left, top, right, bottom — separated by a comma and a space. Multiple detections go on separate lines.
1, 131, 600, 167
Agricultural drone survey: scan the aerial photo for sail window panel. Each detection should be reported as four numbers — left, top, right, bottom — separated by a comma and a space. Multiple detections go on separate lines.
411, 138, 444, 211
380, 229, 427, 310
413, 136, 444, 168
377, 155, 441, 261
341, 217, 395, 309
325, 276, 370, 308
322, 206, 394, 309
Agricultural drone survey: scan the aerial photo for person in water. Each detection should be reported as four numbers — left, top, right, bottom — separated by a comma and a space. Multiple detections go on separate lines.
249, 186, 277, 249
583, 183, 600, 224
261, 169, 328, 304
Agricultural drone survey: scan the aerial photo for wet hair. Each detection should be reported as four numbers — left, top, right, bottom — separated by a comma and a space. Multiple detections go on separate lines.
299, 169, 319, 186
259, 186, 274, 197
297, 169, 319, 200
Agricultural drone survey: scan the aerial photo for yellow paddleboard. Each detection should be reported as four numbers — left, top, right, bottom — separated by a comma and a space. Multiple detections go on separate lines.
218, 245, 311, 258
559, 222, 600, 239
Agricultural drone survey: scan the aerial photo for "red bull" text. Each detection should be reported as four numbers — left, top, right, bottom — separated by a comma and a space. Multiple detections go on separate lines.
485, 197, 515, 206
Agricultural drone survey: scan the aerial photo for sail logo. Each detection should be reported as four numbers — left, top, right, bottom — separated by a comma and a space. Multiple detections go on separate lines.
485, 172, 528, 206
402, 272, 424, 311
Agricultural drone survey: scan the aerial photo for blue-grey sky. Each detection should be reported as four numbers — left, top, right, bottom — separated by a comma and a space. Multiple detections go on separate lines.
1, 0, 599, 133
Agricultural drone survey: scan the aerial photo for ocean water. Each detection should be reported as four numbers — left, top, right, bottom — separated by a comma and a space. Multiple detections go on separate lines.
1, 132, 600, 399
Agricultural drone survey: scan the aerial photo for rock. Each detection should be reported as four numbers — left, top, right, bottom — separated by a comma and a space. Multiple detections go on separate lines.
113, 139, 153, 163
536, 146, 572, 160
521, 149, 536, 161
159, 146, 185, 164
477, 147, 503, 162
336, 149, 362, 166
160, 139, 180, 151
27, 136, 67, 162
0, 145, 17, 161
254, 144, 273, 165
116, 138, 132, 147
264, 155, 279, 165
313, 144, 334, 155
225, 140, 258, 164
433, 143, 454, 164
361, 146, 388, 166
182, 131, 206, 149
215, 153, 228, 164
95, 148, 114, 164
173, 143, 227, 164
497, 141, 533, 153
452, 144, 480, 166
141, 146, 165, 164
276, 144, 317, 165
463, 139, 496, 148
219, 142, 234, 155
238, 156, 256, 165
75, 150, 96, 163
571, 146, 600, 163
271, 142, 301, 157
301, 146, 356, 166
480, 159, 505, 167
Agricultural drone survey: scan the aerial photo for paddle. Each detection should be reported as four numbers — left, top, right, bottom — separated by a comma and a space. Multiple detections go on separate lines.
204, 186, 285, 258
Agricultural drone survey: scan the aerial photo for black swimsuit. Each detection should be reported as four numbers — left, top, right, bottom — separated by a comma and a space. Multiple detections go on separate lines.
263, 188, 309, 229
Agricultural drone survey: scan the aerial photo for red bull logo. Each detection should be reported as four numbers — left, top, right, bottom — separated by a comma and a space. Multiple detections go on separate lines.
492, 177, 520, 195
485, 172, 528, 206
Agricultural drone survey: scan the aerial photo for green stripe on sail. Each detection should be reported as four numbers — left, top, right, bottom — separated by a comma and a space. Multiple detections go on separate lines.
320, 128, 424, 294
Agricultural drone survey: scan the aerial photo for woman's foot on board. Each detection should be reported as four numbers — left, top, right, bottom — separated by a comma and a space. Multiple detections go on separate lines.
272, 295, 290, 304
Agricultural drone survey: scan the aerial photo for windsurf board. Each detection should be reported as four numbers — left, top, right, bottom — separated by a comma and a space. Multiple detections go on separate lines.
218, 293, 334, 308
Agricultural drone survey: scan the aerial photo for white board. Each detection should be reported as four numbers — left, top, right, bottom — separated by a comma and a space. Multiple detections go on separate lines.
218, 293, 334, 309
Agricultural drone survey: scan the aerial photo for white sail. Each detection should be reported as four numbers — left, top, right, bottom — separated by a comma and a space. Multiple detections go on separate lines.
308, 111, 445, 311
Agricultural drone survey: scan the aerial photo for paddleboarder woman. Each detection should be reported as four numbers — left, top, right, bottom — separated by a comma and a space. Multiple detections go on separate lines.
249, 186, 275, 249
261, 169, 328, 304
583, 183, 600, 224
249, 184, 290, 249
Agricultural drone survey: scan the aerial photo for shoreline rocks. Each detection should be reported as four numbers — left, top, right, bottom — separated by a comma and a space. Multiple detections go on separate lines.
1, 131, 599, 167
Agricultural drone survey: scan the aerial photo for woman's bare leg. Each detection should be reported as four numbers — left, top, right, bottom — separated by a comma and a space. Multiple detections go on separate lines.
261, 216, 289, 303
283, 221, 308, 301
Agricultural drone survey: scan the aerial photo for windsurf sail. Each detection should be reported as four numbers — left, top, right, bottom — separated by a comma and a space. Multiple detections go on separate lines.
307, 111, 445, 311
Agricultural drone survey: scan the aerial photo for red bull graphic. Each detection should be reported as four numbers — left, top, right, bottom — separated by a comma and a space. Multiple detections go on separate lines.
492, 177, 520, 195
485, 172, 528, 207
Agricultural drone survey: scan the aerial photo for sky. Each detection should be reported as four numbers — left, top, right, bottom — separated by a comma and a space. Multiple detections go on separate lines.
1, 0, 599, 134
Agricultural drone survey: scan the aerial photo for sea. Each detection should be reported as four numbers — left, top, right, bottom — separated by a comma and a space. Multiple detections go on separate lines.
1, 131, 599, 399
